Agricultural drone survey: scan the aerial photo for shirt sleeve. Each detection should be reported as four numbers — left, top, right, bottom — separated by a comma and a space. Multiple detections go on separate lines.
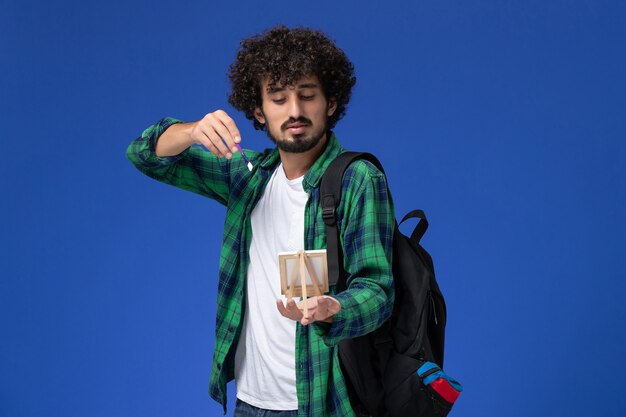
321, 160, 395, 346
125, 117, 233, 205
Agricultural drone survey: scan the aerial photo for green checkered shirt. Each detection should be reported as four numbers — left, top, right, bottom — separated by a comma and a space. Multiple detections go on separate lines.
126, 117, 395, 416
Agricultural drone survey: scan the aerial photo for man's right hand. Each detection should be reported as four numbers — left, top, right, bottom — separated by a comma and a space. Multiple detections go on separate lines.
189, 110, 242, 159
156, 110, 242, 158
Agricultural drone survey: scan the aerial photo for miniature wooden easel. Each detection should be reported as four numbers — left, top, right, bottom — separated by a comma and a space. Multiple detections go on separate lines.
286, 250, 324, 318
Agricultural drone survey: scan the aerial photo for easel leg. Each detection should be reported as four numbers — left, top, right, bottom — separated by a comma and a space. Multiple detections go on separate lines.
299, 251, 309, 318
287, 255, 300, 300
303, 255, 322, 297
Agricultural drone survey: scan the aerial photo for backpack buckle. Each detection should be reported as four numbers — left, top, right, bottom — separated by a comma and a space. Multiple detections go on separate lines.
322, 206, 336, 225
322, 195, 337, 225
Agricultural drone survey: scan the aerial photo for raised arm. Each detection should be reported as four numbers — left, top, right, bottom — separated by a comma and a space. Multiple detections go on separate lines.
126, 111, 250, 206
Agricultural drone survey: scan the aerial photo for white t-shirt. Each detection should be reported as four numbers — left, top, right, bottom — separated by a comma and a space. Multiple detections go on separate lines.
234, 163, 308, 410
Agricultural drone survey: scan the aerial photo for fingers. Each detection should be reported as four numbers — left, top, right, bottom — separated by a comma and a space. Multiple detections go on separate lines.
276, 298, 317, 325
212, 110, 242, 151
300, 296, 340, 325
192, 110, 242, 158
276, 298, 303, 322
276, 296, 342, 326
297, 298, 320, 322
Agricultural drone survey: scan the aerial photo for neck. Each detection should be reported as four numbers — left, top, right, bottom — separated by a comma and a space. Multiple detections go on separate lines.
279, 133, 329, 180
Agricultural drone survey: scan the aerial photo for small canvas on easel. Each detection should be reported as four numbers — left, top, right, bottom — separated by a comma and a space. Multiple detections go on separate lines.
278, 249, 329, 315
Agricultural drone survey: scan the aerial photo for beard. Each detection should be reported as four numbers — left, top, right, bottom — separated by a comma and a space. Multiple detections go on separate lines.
265, 116, 328, 153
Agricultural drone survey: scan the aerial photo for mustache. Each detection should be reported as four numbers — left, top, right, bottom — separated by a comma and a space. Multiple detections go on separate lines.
281, 117, 312, 130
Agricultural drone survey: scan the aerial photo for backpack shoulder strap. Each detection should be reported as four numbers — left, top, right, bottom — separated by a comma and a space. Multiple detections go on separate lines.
320, 151, 385, 290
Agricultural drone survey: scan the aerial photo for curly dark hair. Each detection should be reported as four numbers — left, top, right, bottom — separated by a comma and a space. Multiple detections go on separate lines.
228, 25, 356, 130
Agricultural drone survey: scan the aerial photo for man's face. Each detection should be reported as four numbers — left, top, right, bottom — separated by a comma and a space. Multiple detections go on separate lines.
254, 74, 337, 153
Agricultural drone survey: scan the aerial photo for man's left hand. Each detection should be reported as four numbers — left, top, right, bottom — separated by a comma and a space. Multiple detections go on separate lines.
276, 296, 341, 326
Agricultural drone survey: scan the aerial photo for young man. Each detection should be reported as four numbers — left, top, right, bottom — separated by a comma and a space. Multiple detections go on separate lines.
127, 26, 395, 417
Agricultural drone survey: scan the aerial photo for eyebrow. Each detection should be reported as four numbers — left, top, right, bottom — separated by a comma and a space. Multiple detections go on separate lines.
267, 82, 319, 93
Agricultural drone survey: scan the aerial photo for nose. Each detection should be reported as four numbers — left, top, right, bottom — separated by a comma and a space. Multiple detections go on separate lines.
287, 96, 303, 119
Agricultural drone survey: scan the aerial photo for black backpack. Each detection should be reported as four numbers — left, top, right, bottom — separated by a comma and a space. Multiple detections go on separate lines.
320, 152, 462, 417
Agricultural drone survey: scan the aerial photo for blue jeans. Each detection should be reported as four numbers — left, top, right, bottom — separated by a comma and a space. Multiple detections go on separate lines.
234, 399, 298, 417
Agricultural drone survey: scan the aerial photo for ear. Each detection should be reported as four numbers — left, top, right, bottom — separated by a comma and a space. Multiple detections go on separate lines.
327, 100, 337, 117
254, 107, 266, 125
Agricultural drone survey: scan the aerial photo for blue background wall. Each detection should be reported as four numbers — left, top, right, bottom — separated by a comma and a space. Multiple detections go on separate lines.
2, 1, 625, 416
